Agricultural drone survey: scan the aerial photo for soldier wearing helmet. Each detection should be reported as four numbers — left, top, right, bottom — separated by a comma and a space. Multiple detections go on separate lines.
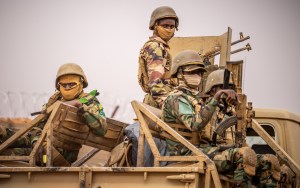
162, 50, 237, 132
204, 69, 285, 187
161, 50, 258, 187
38, 63, 107, 165
200, 69, 236, 145
1, 63, 107, 166
138, 6, 179, 108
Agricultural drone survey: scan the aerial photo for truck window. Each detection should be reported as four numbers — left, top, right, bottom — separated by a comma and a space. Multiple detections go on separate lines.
246, 124, 276, 155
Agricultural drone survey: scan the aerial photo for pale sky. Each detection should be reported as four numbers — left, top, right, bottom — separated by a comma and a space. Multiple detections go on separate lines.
0, 0, 299, 122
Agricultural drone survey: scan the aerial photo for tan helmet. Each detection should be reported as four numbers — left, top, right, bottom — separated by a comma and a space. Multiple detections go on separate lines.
171, 50, 206, 76
55, 63, 88, 89
149, 6, 179, 30
204, 69, 233, 94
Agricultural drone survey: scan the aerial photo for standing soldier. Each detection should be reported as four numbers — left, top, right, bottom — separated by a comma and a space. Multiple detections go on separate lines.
126, 6, 179, 166
138, 6, 179, 108
161, 50, 257, 188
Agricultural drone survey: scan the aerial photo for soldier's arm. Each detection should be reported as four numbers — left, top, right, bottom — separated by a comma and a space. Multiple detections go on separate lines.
144, 42, 169, 108
174, 97, 218, 131
79, 98, 108, 137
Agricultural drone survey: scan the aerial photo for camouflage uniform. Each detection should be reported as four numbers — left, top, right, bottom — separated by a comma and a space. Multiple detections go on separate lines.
138, 6, 179, 108
254, 154, 281, 188
162, 87, 256, 187
161, 51, 257, 187
204, 69, 285, 187
0, 63, 107, 166
33, 91, 107, 164
139, 35, 173, 108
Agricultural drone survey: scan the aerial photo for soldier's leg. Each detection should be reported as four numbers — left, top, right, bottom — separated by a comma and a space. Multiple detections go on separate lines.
255, 154, 281, 188
1, 125, 33, 147
211, 146, 257, 188
0, 148, 32, 156
124, 122, 169, 167
280, 164, 295, 187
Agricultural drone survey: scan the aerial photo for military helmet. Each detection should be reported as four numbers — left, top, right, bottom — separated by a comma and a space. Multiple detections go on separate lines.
55, 63, 88, 89
204, 69, 233, 94
149, 6, 179, 30
171, 50, 206, 76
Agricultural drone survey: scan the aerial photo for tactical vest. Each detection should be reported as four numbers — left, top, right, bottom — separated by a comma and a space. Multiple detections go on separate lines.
162, 90, 203, 146
162, 90, 234, 146
46, 92, 126, 152
138, 37, 172, 93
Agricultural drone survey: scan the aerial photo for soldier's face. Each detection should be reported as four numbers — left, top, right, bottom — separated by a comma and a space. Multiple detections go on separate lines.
182, 68, 203, 89
158, 18, 176, 29
58, 75, 83, 100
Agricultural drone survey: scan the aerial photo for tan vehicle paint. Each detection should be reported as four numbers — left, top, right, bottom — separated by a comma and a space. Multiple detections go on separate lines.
0, 28, 299, 188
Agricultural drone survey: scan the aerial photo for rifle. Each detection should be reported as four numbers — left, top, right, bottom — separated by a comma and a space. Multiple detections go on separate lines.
226, 60, 254, 148
211, 69, 237, 146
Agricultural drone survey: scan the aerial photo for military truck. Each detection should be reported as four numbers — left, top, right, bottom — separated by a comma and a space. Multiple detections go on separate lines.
0, 27, 299, 188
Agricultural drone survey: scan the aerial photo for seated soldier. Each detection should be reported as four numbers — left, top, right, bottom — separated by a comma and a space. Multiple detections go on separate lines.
195, 66, 289, 187
205, 69, 283, 187
161, 50, 257, 188
202, 69, 237, 146
0, 63, 107, 166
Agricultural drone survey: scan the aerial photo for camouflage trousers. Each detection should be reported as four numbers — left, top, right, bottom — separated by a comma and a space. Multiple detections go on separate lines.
201, 147, 254, 188
0, 126, 33, 157
0, 126, 32, 147
254, 154, 280, 188
0, 148, 32, 156
0, 126, 77, 166
166, 141, 255, 187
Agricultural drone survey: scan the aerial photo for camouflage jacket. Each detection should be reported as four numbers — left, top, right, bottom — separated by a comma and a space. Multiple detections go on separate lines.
138, 36, 173, 108
162, 87, 218, 132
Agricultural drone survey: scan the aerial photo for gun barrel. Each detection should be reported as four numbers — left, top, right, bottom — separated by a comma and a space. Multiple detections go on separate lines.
205, 35, 250, 58
230, 43, 252, 55
231, 36, 250, 46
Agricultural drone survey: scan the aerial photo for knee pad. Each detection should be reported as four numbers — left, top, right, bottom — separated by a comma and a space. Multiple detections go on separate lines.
257, 154, 281, 181
234, 146, 257, 176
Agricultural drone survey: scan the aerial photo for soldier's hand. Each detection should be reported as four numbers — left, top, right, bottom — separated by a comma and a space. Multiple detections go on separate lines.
214, 89, 238, 105
64, 99, 83, 108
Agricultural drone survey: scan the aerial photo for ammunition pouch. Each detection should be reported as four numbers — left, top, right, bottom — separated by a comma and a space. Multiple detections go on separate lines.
52, 103, 127, 152
234, 147, 257, 176
138, 55, 149, 93
109, 139, 132, 167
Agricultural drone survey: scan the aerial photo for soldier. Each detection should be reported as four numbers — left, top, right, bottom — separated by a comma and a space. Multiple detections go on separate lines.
203, 69, 236, 145
161, 50, 257, 187
204, 69, 283, 187
125, 6, 179, 166
1, 63, 108, 166
138, 6, 179, 108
